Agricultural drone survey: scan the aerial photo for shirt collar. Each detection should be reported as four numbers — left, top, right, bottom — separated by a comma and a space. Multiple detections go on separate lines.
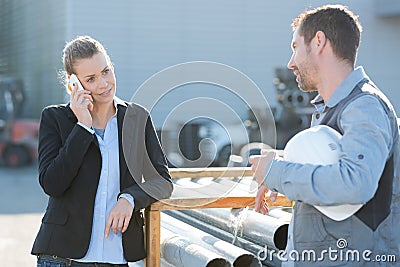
311, 66, 369, 109
114, 96, 127, 107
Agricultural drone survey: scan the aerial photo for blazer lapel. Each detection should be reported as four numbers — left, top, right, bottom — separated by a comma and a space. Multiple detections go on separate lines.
117, 104, 137, 182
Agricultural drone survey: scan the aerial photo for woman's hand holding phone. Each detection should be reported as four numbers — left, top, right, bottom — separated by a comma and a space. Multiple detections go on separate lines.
69, 74, 94, 128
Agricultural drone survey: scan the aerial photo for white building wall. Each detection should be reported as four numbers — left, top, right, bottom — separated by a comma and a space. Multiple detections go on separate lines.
1, 0, 399, 119
106, 0, 400, 125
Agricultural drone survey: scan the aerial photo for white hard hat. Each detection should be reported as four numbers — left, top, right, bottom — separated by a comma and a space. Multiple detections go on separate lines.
284, 125, 362, 221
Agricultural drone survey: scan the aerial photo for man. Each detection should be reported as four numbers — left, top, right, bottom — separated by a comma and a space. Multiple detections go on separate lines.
250, 5, 399, 266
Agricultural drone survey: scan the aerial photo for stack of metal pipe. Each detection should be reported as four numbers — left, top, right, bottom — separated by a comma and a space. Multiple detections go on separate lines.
165, 207, 290, 266
161, 213, 261, 267
164, 176, 292, 266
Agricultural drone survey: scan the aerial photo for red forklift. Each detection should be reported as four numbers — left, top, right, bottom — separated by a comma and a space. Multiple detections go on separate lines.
0, 77, 39, 167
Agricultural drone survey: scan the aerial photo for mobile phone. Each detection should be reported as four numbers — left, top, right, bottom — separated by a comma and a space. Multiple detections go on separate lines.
69, 74, 84, 92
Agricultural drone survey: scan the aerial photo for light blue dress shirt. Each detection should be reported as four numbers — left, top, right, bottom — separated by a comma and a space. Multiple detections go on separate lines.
265, 67, 392, 266
76, 97, 134, 264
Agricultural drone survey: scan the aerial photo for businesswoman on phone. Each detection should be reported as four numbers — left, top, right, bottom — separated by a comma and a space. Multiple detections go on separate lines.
32, 35, 173, 266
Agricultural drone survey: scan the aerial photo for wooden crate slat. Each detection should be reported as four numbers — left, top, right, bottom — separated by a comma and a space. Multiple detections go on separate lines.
169, 167, 253, 178
149, 195, 291, 211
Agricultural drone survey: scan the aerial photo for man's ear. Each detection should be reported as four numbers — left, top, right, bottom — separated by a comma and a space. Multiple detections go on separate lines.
314, 30, 327, 54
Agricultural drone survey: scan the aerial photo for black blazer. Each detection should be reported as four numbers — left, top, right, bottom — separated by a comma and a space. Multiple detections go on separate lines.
31, 101, 173, 262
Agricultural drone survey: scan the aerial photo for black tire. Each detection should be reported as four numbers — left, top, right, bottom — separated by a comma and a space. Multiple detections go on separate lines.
3, 145, 30, 167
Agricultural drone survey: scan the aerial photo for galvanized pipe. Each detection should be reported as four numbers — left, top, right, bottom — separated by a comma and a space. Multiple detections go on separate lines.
161, 228, 231, 267
180, 208, 288, 250
162, 213, 261, 267
173, 177, 254, 198
267, 207, 292, 223
165, 210, 282, 267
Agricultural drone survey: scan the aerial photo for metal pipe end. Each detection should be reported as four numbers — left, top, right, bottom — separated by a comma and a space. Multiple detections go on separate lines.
233, 254, 261, 267
274, 223, 289, 250
207, 258, 232, 267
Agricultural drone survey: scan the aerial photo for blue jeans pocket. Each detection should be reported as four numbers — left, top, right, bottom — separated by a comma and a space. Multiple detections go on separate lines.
37, 258, 66, 267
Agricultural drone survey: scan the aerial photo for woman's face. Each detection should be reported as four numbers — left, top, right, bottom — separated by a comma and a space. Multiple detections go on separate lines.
73, 53, 116, 106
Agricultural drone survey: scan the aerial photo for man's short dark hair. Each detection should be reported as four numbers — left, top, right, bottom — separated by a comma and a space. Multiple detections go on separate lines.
292, 5, 362, 67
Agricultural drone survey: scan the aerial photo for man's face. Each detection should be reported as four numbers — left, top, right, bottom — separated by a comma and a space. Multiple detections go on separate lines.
287, 28, 318, 92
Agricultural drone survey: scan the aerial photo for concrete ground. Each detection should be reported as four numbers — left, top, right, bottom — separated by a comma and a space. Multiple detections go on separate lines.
0, 164, 144, 267
0, 163, 46, 266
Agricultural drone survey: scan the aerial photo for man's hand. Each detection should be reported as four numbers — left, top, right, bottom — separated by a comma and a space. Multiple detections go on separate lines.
105, 198, 133, 238
255, 183, 270, 214
254, 184, 279, 215
248, 149, 276, 186
249, 149, 278, 211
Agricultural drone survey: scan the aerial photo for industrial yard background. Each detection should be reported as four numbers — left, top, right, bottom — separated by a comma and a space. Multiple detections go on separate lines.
1, 0, 399, 120
0, 0, 399, 266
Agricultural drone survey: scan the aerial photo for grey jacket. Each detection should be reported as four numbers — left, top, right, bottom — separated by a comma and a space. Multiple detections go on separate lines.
266, 67, 400, 266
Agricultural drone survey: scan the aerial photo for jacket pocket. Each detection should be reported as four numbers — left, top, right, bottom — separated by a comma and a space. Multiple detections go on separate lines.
42, 208, 69, 225
295, 213, 333, 243
294, 204, 350, 245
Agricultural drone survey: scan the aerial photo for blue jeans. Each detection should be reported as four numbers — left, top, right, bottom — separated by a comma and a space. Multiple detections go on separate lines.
37, 254, 128, 267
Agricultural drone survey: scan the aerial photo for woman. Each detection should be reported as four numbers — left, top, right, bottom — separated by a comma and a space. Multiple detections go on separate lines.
32, 36, 173, 266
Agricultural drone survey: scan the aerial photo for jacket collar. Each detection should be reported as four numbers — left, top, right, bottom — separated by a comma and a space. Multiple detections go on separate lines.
65, 97, 132, 180
311, 66, 369, 111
